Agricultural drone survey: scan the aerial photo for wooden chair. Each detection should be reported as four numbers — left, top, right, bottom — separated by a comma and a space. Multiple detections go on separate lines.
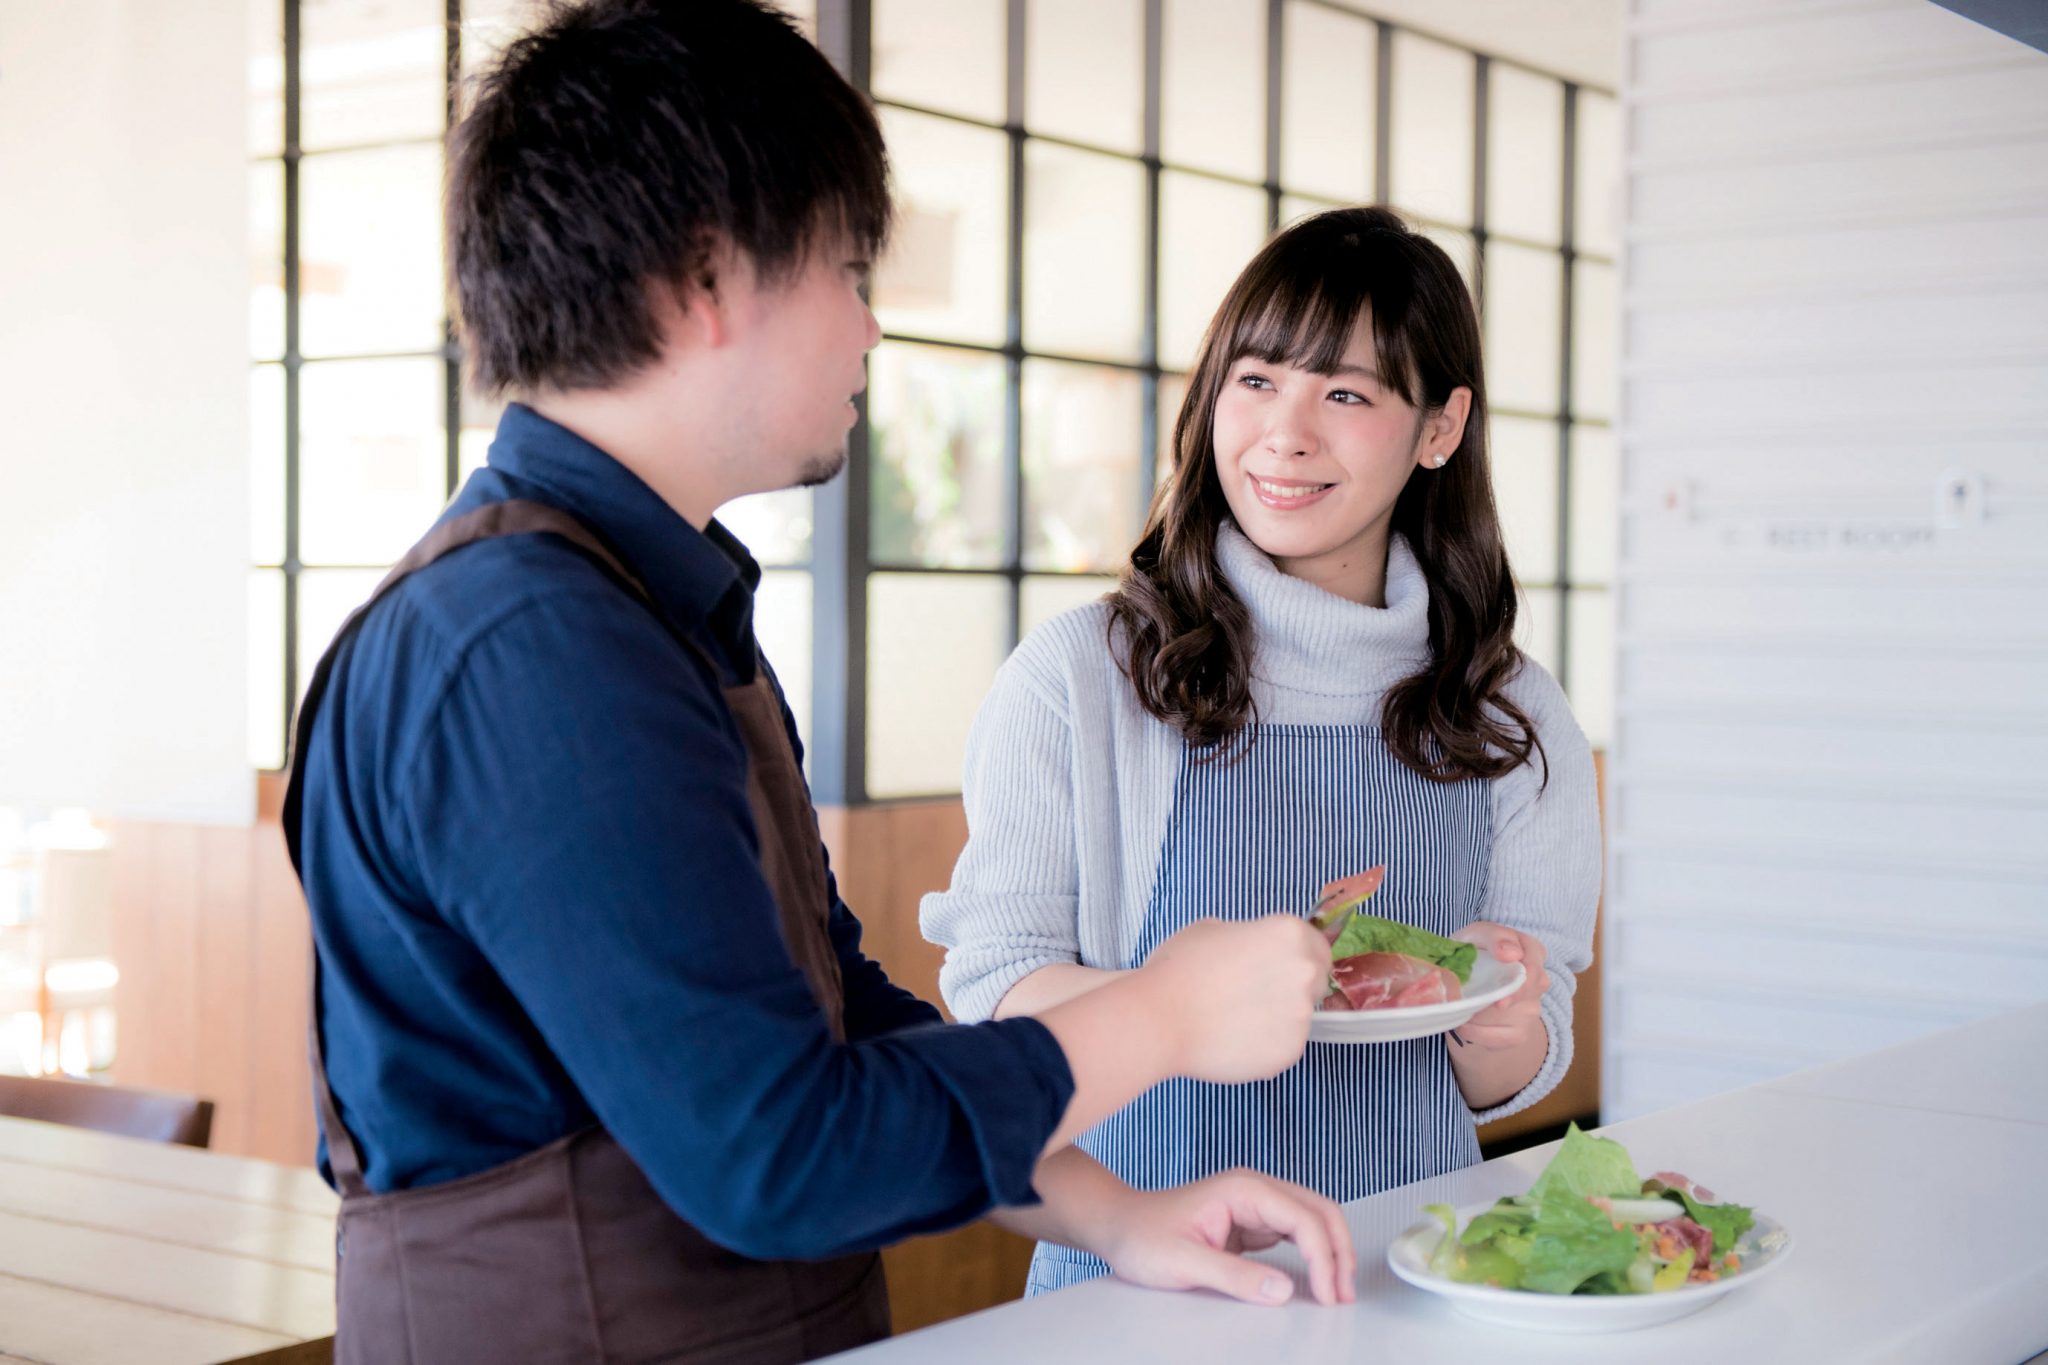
0, 1074, 214, 1148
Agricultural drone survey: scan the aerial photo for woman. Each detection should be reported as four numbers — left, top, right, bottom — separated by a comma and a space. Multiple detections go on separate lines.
922, 206, 1602, 1295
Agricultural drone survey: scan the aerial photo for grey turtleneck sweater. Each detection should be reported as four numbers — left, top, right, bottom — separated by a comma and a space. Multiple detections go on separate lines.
922, 524, 1602, 1124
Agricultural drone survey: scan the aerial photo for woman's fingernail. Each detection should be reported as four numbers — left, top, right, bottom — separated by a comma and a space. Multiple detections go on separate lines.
1262, 1275, 1291, 1301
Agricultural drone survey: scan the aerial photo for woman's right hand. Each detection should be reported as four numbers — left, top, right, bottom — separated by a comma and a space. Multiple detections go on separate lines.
1137, 916, 1328, 1083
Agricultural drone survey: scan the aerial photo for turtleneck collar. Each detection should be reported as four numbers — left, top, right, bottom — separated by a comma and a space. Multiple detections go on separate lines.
1214, 520, 1433, 696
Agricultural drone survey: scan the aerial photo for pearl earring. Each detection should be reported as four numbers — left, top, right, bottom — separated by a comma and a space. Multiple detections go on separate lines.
1432, 452, 1447, 468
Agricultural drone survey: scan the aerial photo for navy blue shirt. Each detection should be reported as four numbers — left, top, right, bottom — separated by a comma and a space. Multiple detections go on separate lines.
297, 403, 1074, 1260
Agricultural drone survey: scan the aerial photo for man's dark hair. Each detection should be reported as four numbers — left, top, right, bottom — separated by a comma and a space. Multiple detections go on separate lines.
449, 0, 891, 395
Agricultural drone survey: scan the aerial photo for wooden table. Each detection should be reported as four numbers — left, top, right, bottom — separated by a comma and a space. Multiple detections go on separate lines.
0, 1114, 337, 1364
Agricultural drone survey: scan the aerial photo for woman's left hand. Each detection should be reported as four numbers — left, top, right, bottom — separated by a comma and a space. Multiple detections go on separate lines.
1449, 921, 1550, 1050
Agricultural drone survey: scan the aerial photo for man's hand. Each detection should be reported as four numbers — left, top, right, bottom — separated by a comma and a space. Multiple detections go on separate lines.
1096, 1168, 1357, 1307
1137, 916, 1329, 1083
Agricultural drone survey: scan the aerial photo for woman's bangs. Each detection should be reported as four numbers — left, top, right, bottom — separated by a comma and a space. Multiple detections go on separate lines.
1223, 242, 1420, 405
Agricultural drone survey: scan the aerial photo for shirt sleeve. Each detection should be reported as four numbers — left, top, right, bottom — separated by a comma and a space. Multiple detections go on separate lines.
398, 584, 1071, 1258
919, 657, 1085, 1023
1468, 660, 1604, 1124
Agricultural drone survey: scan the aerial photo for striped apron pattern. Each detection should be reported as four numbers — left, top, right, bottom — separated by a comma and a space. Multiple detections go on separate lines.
1027, 724, 1492, 1295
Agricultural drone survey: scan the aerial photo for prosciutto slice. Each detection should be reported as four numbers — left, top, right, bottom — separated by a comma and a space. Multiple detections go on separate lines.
1325, 951, 1463, 1010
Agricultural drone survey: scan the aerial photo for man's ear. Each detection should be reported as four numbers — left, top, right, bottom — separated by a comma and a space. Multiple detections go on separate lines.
656, 266, 729, 352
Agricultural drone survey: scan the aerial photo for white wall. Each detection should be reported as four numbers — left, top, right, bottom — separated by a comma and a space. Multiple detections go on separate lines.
0, 0, 252, 824
1604, 0, 2048, 1119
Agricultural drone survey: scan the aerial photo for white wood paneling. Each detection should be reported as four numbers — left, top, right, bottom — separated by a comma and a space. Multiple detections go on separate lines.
0, 0, 252, 824
1605, 0, 2048, 1120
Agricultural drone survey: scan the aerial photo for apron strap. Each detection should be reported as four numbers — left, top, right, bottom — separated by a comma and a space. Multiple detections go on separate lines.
283, 498, 698, 1197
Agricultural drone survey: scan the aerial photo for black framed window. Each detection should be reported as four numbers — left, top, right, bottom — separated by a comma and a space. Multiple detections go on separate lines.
250, 0, 1617, 796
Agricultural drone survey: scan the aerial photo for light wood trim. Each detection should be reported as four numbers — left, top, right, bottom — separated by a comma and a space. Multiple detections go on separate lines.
0, 1119, 335, 1216
0, 1157, 334, 1270
0, 1275, 303, 1365
0, 1209, 333, 1338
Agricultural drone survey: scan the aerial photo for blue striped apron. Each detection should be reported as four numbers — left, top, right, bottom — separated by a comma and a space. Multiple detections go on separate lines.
1027, 724, 1492, 1295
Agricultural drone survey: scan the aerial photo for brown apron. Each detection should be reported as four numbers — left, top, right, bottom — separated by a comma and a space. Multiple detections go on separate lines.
282, 499, 890, 1364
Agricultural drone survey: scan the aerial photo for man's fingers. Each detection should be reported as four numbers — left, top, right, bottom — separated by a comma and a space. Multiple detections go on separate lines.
1228, 1181, 1344, 1306
1158, 1240, 1298, 1306
1320, 1194, 1357, 1302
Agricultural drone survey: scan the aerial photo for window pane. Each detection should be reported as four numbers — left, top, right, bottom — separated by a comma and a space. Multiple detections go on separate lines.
251, 365, 285, 565
1390, 32, 1474, 227
1023, 143, 1146, 362
1572, 259, 1618, 422
299, 359, 447, 564
459, 385, 503, 482
1516, 584, 1561, 678
720, 489, 814, 569
1158, 370, 1191, 486
249, 161, 285, 362
1280, 193, 1340, 230
1281, 0, 1374, 203
1575, 91, 1622, 259
248, 571, 285, 770
458, 0, 549, 83
1483, 241, 1563, 415
867, 573, 1009, 797
874, 110, 1008, 348
1418, 223, 1477, 294
873, 0, 1004, 123
299, 144, 445, 357
1023, 360, 1144, 573
1159, 172, 1268, 371
868, 342, 1007, 568
754, 570, 813, 754
297, 569, 385, 699
1028, 0, 1143, 153
1161, 0, 1266, 180
1567, 588, 1614, 749
249, 0, 283, 157
1569, 423, 1618, 586
301, 0, 445, 152
1486, 65, 1563, 246
1490, 415, 1558, 585
1022, 574, 1116, 636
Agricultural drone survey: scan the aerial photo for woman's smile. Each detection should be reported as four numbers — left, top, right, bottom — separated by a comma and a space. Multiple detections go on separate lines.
1247, 473, 1337, 510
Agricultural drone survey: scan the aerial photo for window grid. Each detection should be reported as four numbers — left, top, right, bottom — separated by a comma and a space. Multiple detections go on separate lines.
839, 0, 1615, 799
257, 0, 1617, 795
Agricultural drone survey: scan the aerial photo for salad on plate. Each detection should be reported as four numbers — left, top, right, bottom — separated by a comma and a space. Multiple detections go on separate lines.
1422, 1124, 1757, 1296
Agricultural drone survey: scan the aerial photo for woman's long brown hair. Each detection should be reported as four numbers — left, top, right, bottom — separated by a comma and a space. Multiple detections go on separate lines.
1108, 206, 1543, 783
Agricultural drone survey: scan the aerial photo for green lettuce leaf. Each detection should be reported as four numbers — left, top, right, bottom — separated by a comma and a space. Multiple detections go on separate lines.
1459, 1201, 1535, 1246
1644, 1181, 1755, 1257
1327, 913, 1478, 984
1528, 1122, 1643, 1204
1455, 1243, 1525, 1289
1515, 1193, 1641, 1295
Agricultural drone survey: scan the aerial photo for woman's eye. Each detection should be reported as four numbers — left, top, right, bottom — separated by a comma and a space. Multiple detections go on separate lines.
1237, 373, 1272, 390
1328, 389, 1369, 405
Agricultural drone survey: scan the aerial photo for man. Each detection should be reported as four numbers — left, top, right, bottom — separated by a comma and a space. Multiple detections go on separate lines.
285, 3, 1350, 1361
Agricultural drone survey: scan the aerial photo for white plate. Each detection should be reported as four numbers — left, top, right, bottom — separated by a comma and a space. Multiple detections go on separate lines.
1307, 958, 1525, 1044
1387, 1201, 1793, 1333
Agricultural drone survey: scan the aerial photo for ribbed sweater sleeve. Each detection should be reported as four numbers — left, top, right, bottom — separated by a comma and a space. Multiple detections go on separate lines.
921, 651, 1085, 1023
1465, 660, 1605, 1124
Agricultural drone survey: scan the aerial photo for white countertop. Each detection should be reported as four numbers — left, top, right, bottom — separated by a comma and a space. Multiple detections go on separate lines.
832, 1002, 2048, 1365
